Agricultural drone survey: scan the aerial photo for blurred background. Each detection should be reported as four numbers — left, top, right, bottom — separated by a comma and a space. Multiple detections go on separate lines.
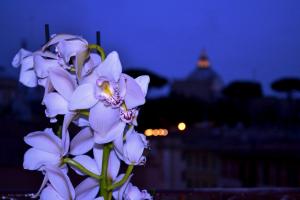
1, 0, 300, 199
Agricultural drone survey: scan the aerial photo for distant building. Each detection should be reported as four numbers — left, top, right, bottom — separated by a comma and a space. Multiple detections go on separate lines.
171, 51, 223, 101
138, 125, 300, 189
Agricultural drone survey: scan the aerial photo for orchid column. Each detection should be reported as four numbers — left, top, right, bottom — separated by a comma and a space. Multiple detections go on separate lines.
12, 34, 152, 200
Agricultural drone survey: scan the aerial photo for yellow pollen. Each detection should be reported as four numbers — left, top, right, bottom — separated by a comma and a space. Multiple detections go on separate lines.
101, 82, 112, 96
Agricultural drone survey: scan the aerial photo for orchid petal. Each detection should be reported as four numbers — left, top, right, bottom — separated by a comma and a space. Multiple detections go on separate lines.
113, 133, 124, 160
80, 53, 101, 78
75, 117, 90, 127
123, 75, 145, 109
62, 112, 78, 142
43, 92, 68, 118
90, 102, 125, 144
49, 67, 77, 101
12, 48, 32, 68
38, 78, 48, 88
69, 83, 98, 110
62, 130, 70, 156
93, 144, 103, 173
124, 132, 146, 165
34, 55, 60, 78
124, 184, 152, 200
32, 175, 48, 198
112, 174, 133, 200
124, 183, 141, 199
90, 53, 101, 66
24, 130, 61, 154
45, 166, 75, 200
135, 75, 150, 96
56, 39, 88, 63
23, 148, 60, 170
40, 185, 64, 200
108, 150, 120, 180
94, 121, 126, 144
35, 50, 58, 59
70, 127, 94, 155
19, 56, 37, 87
19, 69, 38, 87
72, 155, 100, 176
75, 177, 99, 200
80, 69, 99, 85
96, 51, 122, 82
75, 49, 90, 79
42, 34, 85, 50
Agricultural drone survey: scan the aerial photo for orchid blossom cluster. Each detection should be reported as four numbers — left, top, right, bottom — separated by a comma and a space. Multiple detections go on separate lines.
12, 34, 152, 200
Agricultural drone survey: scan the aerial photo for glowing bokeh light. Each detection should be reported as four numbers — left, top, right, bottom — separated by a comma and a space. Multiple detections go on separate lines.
178, 122, 186, 131
144, 129, 168, 136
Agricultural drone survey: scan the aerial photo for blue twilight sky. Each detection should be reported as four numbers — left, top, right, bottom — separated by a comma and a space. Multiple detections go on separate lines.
0, 0, 300, 95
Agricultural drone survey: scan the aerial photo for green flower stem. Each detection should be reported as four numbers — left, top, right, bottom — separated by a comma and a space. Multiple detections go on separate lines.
100, 144, 112, 200
62, 158, 102, 180
80, 110, 90, 117
89, 44, 106, 61
107, 191, 112, 200
107, 164, 134, 191
57, 125, 62, 138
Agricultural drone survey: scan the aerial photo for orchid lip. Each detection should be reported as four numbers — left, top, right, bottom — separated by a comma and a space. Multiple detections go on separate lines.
96, 78, 123, 108
120, 107, 137, 123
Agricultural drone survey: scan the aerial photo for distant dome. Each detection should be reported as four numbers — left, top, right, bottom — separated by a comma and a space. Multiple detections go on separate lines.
171, 50, 224, 101
188, 68, 222, 82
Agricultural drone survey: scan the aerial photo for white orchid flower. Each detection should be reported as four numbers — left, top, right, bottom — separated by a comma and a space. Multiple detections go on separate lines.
123, 183, 152, 200
42, 67, 77, 122
33, 51, 64, 87
43, 34, 88, 63
40, 165, 75, 200
69, 51, 150, 144
42, 34, 99, 79
114, 128, 148, 166
23, 128, 69, 170
12, 48, 37, 87
114, 128, 148, 165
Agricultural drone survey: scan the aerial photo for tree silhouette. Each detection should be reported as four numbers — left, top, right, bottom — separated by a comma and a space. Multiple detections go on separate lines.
271, 77, 300, 100
223, 81, 263, 99
124, 68, 168, 88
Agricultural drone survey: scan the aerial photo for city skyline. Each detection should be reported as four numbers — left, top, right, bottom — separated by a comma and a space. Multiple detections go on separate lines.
0, 0, 300, 95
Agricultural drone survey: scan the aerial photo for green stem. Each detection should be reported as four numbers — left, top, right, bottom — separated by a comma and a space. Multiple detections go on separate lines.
57, 125, 62, 138
89, 44, 106, 61
107, 165, 134, 191
107, 192, 112, 200
80, 110, 90, 117
100, 144, 112, 199
63, 158, 102, 180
